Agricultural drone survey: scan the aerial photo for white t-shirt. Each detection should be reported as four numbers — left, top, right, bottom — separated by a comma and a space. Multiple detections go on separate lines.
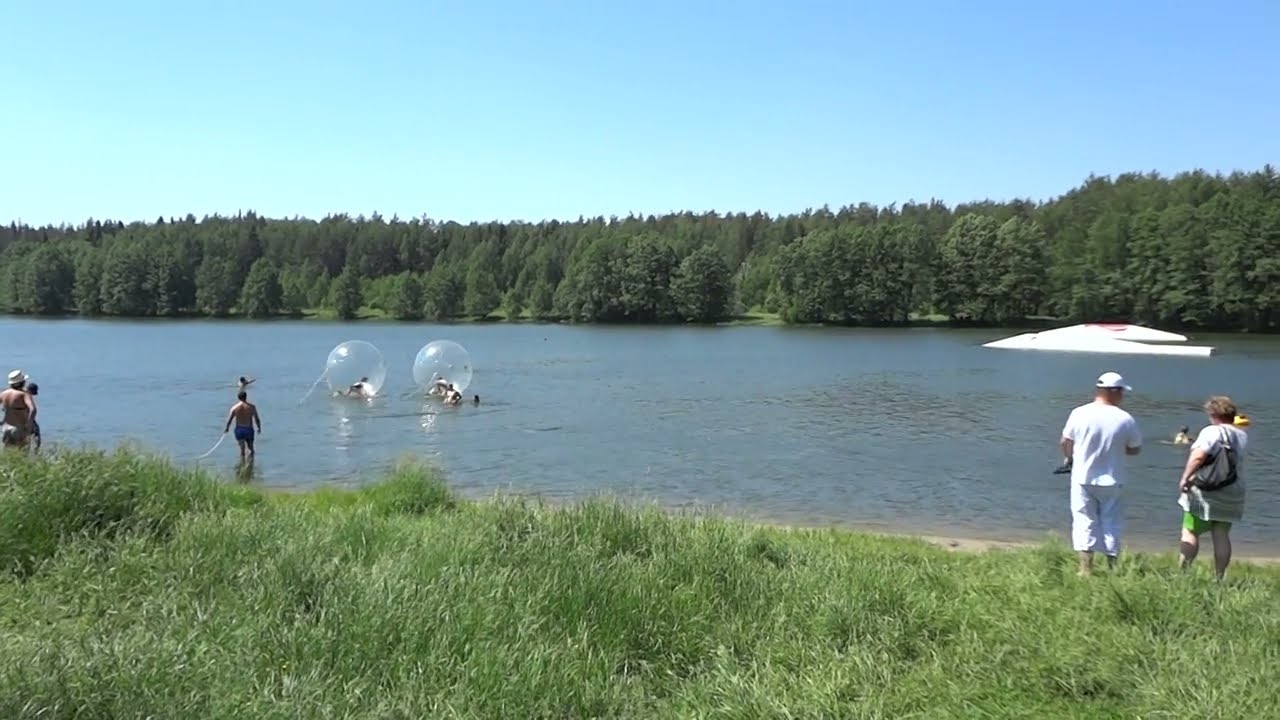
1190, 423, 1248, 476
1061, 401, 1143, 487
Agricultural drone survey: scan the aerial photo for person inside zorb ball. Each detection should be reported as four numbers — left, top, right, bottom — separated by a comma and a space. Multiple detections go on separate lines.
413, 340, 473, 405
325, 340, 387, 399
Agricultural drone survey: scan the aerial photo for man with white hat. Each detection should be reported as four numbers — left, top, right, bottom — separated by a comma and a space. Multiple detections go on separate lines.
1059, 371, 1143, 575
1, 369, 37, 449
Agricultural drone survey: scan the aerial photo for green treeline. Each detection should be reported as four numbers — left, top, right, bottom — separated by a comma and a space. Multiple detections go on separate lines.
1, 166, 1278, 330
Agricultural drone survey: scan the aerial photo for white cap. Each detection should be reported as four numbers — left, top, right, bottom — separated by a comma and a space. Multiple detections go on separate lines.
1095, 371, 1131, 391
7, 369, 25, 386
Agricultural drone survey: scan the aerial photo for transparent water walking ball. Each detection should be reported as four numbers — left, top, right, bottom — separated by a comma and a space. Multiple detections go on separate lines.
413, 339, 473, 393
325, 340, 388, 396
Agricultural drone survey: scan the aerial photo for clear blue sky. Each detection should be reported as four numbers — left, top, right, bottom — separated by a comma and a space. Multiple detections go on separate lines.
3, 0, 1277, 226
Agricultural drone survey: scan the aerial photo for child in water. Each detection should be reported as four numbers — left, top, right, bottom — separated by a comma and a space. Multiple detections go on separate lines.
1173, 426, 1192, 445
26, 382, 40, 453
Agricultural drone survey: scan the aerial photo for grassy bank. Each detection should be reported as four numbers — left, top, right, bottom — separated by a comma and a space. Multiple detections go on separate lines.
1, 450, 1278, 718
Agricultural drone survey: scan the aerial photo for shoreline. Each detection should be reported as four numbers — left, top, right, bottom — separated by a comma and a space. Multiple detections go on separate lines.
417, 488, 1280, 566
15, 444, 1280, 566
7, 446, 1280, 715
749, 517, 1280, 565
5, 312, 1273, 340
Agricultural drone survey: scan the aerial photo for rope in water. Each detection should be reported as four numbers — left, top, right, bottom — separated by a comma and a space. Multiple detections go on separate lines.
194, 432, 227, 460
297, 370, 327, 405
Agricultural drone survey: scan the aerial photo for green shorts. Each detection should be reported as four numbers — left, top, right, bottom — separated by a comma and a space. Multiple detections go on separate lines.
1183, 512, 1231, 535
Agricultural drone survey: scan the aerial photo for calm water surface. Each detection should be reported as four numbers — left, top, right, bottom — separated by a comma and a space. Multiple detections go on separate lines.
5, 318, 1278, 553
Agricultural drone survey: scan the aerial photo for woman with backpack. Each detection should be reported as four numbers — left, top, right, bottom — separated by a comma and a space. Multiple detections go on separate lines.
1177, 396, 1248, 580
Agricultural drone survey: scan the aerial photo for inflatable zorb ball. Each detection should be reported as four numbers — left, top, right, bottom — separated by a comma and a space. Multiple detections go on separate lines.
325, 340, 388, 395
413, 340, 473, 393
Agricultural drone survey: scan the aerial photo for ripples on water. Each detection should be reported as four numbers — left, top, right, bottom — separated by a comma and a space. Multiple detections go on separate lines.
5, 319, 1279, 552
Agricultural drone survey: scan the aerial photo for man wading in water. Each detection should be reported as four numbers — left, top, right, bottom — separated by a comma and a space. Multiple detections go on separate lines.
224, 390, 262, 462
1059, 372, 1143, 576
1, 370, 37, 450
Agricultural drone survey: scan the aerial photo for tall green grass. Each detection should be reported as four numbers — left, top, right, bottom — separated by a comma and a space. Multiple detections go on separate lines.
1, 448, 1277, 718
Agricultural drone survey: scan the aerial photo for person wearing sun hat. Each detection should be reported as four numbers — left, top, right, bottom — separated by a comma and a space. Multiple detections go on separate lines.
1058, 371, 1143, 576
1, 369, 37, 449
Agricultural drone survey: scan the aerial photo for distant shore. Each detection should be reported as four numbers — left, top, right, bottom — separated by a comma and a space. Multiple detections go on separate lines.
0, 308, 1090, 330
5, 309, 1273, 337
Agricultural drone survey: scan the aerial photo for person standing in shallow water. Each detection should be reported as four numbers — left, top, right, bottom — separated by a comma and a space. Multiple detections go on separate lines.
224, 390, 262, 461
1, 370, 36, 450
25, 382, 41, 453
1177, 396, 1248, 581
1059, 372, 1143, 576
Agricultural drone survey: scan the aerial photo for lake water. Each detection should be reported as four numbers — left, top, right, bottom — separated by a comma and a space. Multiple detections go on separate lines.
4, 317, 1278, 554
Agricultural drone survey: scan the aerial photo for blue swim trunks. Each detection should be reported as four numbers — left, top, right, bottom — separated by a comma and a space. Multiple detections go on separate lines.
233, 425, 255, 442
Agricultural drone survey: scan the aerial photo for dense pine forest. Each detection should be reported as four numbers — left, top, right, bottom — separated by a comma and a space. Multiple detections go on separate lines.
1, 167, 1277, 330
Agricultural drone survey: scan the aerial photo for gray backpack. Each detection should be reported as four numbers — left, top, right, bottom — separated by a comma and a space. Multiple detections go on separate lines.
1191, 426, 1239, 491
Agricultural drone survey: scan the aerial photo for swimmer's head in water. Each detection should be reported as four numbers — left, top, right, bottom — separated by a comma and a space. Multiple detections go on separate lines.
473, 394, 479, 404
1179, 426, 1189, 434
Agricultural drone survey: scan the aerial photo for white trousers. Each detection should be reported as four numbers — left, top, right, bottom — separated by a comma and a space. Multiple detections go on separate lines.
1070, 484, 1123, 556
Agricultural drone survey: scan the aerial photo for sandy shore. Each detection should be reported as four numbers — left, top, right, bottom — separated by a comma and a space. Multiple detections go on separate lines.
711, 512, 1280, 565
873, 528, 1280, 565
